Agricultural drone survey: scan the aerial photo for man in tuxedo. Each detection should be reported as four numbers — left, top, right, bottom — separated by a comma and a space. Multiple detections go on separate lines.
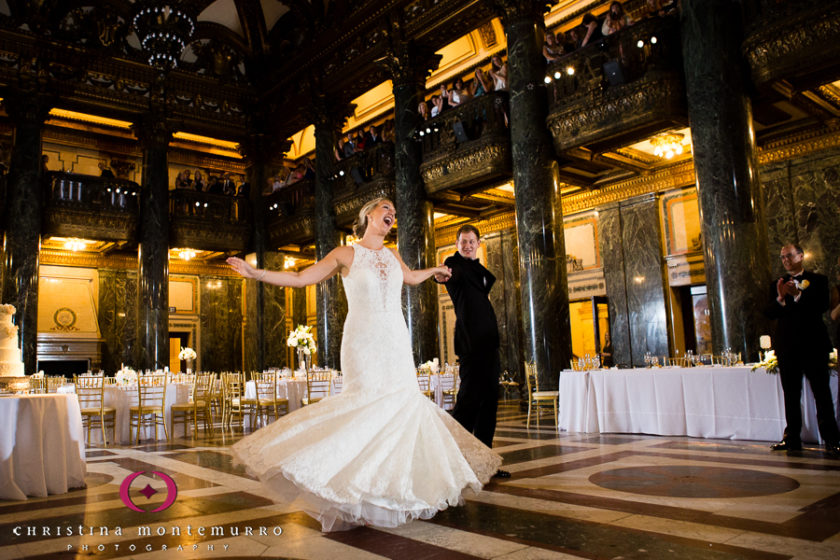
765, 243, 840, 456
436, 225, 510, 477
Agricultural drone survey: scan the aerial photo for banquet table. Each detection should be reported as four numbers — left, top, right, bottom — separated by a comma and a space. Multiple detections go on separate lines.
558, 366, 840, 443
429, 373, 458, 410
244, 377, 309, 412
0, 394, 87, 500
58, 383, 191, 444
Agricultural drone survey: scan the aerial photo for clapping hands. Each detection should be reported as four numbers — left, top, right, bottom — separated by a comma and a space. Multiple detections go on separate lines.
776, 277, 800, 300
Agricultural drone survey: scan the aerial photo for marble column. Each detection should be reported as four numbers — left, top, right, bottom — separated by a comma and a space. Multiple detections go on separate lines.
133, 115, 171, 370
239, 131, 289, 372
310, 95, 351, 369
682, 0, 769, 361
497, 0, 572, 387
381, 41, 441, 364
1, 92, 52, 374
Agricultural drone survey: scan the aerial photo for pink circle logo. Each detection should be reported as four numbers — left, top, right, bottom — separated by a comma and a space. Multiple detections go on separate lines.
119, 471, 178, 512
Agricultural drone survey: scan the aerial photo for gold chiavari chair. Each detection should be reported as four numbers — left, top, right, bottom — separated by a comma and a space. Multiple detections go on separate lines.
170, 372, 214, 438
103, 376, 117, 386
439, 372, 458, 409
302, 369, 332, 406
28, 376, 47, 393
525, 361, 559, 426
221, 372, 246, 431
666, 356, 687, 367
129, 373, 169, 443
331, 371, 343, 394
416, 370, 434, 400
47, 376, 68, 393
253, 371, 289, 428
74, 374, 117, 447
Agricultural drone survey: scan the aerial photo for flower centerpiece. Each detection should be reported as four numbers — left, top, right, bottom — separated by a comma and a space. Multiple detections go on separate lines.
179, 347, 196, 373
418, 358, 440, 375
115, 365, 138, 386
287, 325, 316, 373
751, 349, 778, 374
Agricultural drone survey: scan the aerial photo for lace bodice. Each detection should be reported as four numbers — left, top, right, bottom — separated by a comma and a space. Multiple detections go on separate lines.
343, 245, 403, 315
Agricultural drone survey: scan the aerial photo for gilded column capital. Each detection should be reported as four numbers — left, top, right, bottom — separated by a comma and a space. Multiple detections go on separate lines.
493, 0, 552, 23
132, 115, 172, 150
306, 93, 356, 132
378, 41, 441, 89
1, 89, 54, 126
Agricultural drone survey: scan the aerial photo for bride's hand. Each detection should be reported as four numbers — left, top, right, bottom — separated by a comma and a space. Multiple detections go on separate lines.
227, 256, 256, 279
433, 266, 452, 282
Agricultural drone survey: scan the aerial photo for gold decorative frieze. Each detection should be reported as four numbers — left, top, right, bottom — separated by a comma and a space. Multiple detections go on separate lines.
757, 125, 840, 165
562, 160, 696, 215
435, 212, 516, 247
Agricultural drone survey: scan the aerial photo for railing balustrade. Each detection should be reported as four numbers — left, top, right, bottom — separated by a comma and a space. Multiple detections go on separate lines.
45, 172, 140, 212
418, 90, 509, 159
169, 188, 251, 224
263, 179, 314, 219
330, 141, 395, 192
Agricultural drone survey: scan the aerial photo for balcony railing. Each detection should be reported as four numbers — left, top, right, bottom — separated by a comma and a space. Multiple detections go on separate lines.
331, 142, 396, 227
744, 0, 840, 90
169, 188, 252, 251
546, 15, 686, 153
264, 179, 316, 246
43, 172, 140, 241
418, 90, 511, 193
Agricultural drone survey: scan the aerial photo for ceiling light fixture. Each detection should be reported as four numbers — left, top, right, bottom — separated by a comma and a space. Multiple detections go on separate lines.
132, 2, 196, 72
651, 132, 686, 160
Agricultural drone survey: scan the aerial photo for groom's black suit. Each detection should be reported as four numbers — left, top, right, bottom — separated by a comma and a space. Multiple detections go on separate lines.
442, 251, 500, 448
765, 270, 840, 446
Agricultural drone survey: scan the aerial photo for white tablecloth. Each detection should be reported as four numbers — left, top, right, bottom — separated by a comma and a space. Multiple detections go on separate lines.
429, 373, 458, 410
59, 383, 191, 444
558, 366, 840, 443
244, 378, 309, 412
0, 394, 87, 500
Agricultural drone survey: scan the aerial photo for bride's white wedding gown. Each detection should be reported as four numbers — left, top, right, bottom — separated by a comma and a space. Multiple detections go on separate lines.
231, 244, 502, 531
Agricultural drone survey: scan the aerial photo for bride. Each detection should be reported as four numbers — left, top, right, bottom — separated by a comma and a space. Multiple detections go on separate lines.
226, 197, 502, 531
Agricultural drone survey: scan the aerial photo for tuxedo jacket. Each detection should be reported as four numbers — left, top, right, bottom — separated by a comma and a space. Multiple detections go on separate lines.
442, 252, 500, 357
764, 269, 832, 359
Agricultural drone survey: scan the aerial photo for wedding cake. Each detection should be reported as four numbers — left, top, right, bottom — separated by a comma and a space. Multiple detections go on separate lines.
0, 304, 24, 377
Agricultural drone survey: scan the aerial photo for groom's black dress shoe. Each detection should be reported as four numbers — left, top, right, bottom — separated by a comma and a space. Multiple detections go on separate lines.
770, 440, 802, 451
493, 469, 511, 479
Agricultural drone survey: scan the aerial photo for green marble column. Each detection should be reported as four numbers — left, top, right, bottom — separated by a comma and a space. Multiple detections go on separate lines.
1, 91, 52, 374
310, 96, 351, 369
681, 0, 769, 361
133, 115, 171, 370
239, 131, 289, 372
497, 0, 572, 388
380, 41, 442, 364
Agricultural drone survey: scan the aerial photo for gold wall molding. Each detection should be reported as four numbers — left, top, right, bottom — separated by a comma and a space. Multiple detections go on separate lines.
562, 160, 696, 215
39, 249, 239, 277
757, 125, 840, 165
435, 212, 515, 247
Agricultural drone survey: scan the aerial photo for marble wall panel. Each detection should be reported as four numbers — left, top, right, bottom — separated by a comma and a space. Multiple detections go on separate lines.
199, 276, 243, 373
598, 205, 632, 367
261, 251, 288, 369
620, 196, 670, 365
98, 268, 137, 373
500, 229, 524, 385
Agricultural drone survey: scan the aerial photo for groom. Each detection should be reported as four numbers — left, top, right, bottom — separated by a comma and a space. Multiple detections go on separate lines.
436, 225, 510, 478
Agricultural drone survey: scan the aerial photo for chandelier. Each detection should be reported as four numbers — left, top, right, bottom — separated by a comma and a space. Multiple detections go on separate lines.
64, 238, 88, 252
650, 132, 686, 160
132, 2, 196, 72
177, 248, 197, 261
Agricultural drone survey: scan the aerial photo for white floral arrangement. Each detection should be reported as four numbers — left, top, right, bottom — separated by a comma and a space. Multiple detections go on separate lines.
287, 325, 317, 355
418, 358, 440, 374
752, 350, 778, 374
179, 347, 197, 361
115, 366, 138, 386
30, 371, 44, 379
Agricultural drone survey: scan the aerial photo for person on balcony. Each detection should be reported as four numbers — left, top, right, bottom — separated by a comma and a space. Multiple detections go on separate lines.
602, 2, 632, 35
193, 169, 206, 191
175, 169, 192, 189
430, 95, 444, 118
543, 31, 565, 62
365, 124, 382, 146
418, 100, 430, 120
98, 161, 115, 178
303, 157, 315, 180
580, 13, 603, 47
489, 55, 507, 91
471, 68, 492, 97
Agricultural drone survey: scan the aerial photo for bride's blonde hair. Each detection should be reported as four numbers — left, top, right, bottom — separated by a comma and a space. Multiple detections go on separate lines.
353, 197, 392, 238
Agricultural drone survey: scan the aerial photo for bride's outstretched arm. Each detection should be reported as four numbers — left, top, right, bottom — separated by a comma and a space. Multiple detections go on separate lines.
390, 249, 451, 285
227, 247, 351, 288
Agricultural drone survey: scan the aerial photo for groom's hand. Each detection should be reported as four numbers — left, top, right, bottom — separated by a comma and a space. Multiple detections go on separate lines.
433, 266, 452, 283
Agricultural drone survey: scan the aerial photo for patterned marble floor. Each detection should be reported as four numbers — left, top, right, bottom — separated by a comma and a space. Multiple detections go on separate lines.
2, 403, 839, 559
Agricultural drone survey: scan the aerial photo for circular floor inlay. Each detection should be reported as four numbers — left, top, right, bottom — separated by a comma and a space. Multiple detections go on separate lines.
589, 466, 799, 498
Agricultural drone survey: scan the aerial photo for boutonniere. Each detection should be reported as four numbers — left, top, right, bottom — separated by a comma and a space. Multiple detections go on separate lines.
794, 278, 810, 291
